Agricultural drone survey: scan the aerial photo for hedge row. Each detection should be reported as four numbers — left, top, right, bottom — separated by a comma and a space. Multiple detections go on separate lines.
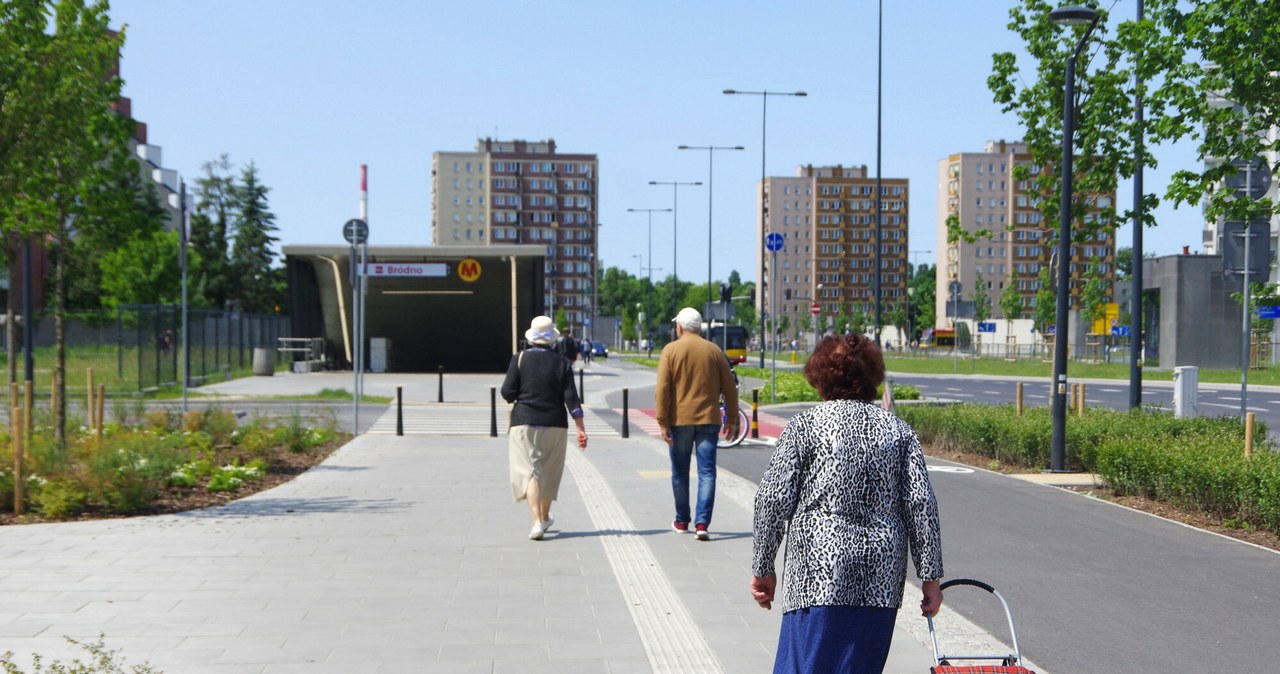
897, 404, 1280, 535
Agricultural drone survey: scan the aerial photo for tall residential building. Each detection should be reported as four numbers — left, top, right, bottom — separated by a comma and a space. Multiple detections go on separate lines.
937, 139, 1116, 328
757, 165, 909, 341
431, 138, 600, 333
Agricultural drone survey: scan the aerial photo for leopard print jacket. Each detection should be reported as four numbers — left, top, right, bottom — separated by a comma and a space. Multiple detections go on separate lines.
752, 399, 943, 612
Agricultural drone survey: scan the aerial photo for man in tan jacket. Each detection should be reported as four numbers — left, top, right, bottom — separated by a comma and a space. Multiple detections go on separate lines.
657, 307, 739, 541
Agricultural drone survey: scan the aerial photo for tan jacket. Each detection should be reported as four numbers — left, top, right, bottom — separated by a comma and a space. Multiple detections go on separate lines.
656, 330, 739, 429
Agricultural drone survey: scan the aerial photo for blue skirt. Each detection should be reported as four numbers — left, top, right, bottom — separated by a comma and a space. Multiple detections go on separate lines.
774, 605, 897, 674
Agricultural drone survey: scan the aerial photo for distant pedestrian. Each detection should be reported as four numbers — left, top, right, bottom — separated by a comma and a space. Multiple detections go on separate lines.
579, 337, 592, 364
656, 307, 738, 541
555, 329, 579, 364
751, 332, 943, 673
501, 316, 588, 541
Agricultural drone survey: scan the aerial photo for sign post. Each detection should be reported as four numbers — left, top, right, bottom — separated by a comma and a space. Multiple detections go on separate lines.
343, 217, 369, 433
765, 232, 785, 402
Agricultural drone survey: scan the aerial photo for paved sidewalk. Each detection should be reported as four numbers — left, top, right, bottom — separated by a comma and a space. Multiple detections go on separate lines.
0, 420, 959, 672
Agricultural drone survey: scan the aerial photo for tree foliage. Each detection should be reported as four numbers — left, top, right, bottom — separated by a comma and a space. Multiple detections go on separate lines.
229, 161, 281, 313
1000, 270, 1024, 323
990, 0, 1280, 251
190, 154, 236, 309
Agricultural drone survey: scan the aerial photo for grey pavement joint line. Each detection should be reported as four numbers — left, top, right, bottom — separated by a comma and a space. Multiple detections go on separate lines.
565, 446, 724, 673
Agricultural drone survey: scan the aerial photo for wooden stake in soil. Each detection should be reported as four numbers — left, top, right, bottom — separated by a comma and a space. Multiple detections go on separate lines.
1245, 412, 1256, 459
50, 373, 59, 425
11, 381, 21, 516
87, 367, 95, 429
1078, 383, 1086, 416
24, 380, 32, 459
96, 383, 106, 448
1016, 382, 1024, 417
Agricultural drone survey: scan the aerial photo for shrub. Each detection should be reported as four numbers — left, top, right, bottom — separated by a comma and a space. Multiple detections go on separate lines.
0, 633, 161, 673
33, 478, 90, 518
84, 433, 186, 513
207, 459, 266, 493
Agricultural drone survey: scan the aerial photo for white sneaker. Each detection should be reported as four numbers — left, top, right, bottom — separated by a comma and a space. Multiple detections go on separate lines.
528, 524, 544, 540
543, 515, 555, 532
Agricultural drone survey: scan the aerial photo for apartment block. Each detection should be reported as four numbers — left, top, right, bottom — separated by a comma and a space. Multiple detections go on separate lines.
757, 165, 909, 341
937, 139, 1116, 328
431, 138, 600, 333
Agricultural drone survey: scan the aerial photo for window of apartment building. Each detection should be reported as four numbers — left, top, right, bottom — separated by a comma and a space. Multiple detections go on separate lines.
976, 198, 983, 207
976, 181, 983, 191
977, 164, 984, 174
988, 198, 996, 207
452, 162, 460, 172
452, 230, 460, 240
452, 179, 459, 189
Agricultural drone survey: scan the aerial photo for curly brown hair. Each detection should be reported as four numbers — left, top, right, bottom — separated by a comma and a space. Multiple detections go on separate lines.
803, 333, 885, 402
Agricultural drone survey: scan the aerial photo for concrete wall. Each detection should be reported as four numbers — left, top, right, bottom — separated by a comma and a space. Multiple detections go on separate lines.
1143, 254, 1242, 369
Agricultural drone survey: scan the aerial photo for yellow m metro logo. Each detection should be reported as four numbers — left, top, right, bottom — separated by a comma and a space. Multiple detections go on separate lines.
458, 258, 482, 283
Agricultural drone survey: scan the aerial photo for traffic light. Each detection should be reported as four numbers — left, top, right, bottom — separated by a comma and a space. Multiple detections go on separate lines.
749, 288, 756, 303
720, 283, 732, 303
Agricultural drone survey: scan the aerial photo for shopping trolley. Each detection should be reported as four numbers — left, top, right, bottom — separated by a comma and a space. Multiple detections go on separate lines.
927, 578, 1036, 674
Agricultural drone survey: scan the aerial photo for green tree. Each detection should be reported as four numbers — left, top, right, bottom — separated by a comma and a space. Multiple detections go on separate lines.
909, 263, 936, 335
554, 307, 569, 332
99, 230, 184, 306
0, 0, 125, 442
991, 0, 1280, 253
191, 154, 237, 309
620, 310, 636, 343
229, 161, 280, 313
1080, 262, 1109, 335
1033, 266, 1056, 335
1114, 246, 1133, 279
887, 301, 908, 345
1000, 271, 1024, 326
973, 271, 992, 354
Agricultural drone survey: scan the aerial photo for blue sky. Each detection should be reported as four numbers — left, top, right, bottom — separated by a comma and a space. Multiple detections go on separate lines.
109, 0, 1201, 286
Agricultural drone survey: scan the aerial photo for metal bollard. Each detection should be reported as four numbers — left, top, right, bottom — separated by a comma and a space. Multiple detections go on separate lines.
579, 368, 585, 400
396, 386, 403, 436
437, 365, 444, 403
622, 388, 630, 438
490, 386, 498, 438
751, 389, 759, 439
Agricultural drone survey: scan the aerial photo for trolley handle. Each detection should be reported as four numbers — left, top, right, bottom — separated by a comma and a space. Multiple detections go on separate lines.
940, 578, 996, 594
926, 577, 1022, 668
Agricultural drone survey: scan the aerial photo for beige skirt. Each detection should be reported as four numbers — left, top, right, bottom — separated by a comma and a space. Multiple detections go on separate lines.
508, 425, 568, 501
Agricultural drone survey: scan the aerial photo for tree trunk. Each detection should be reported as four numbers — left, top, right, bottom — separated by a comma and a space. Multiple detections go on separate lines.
54, 225, 66, 446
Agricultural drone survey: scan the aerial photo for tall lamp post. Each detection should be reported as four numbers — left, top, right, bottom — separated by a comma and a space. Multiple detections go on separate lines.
724, 88, 807, 367
649, 180, 702, 320
678, 145, 744, 309
1049, 4, 1101, 473
628, 208, 672, 346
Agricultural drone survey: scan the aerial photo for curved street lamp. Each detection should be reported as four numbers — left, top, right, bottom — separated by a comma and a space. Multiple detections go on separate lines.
724, 88, 807, 368
1049, 3, 1101, 473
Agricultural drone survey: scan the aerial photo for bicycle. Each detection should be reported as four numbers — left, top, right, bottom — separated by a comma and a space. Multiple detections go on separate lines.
718, 365, 750, 448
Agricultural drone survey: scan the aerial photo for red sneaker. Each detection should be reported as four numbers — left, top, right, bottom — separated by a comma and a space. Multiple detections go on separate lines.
695, 524, 709, 541
672, 520, 688, 533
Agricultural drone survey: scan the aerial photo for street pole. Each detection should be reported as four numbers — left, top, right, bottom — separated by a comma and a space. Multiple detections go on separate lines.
1049, 5, 1100, 473
1129, 0, 1145, 410
770, 248, 778, 402
874, 0, 883, 346
723, 89, 806, 368
627, 208, 672, 345
678, 146, 743, 308
179, 181, 189, 415
650, 181, 702, 320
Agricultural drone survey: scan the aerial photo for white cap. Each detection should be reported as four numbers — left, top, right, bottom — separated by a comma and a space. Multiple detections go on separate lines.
671, 307, 702, 332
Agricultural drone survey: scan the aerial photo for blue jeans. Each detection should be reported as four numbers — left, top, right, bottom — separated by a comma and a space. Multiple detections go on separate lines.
669, 424, 720, 527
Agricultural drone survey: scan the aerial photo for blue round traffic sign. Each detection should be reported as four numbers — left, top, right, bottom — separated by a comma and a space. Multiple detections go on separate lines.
765, 232, 785, 252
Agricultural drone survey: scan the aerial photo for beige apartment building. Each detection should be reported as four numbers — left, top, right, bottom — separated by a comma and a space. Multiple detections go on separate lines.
432, 139, 600, 334
757, 165, 908, 343
937, 139, 1116, 328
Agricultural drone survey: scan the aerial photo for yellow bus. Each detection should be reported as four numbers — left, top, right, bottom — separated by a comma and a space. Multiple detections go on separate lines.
920, 327, 955, 349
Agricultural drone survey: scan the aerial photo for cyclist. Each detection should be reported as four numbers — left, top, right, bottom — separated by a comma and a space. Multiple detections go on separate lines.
656, 307, 739, 541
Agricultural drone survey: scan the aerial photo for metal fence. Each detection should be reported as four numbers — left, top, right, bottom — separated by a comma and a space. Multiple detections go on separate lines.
3, 305, 289, 392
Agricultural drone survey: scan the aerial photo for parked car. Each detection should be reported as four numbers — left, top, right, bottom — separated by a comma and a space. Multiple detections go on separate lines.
590, 341, 608, 358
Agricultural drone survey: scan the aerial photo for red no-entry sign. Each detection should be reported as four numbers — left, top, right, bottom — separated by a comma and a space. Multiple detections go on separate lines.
810, 303, 821, 316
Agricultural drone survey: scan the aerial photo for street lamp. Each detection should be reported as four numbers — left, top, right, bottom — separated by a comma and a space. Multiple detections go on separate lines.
1049, 3, 1101, 473
628, 208, 672, 348
724, 88, 807, 367
677, 145, 744, 310
649, 180, 702, 322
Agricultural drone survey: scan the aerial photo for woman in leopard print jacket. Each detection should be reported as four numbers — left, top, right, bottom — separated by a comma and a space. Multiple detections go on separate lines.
751, 332, 943, 674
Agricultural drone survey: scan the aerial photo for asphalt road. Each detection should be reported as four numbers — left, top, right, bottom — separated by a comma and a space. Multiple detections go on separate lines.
604, 363, 1280, 673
